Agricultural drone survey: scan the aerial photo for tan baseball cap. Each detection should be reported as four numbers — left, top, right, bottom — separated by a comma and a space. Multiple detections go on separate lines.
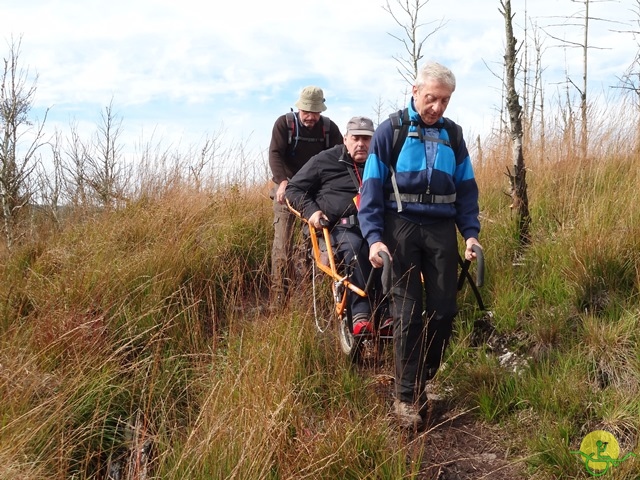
295, 86, 327, 112
346, 116, 375, 136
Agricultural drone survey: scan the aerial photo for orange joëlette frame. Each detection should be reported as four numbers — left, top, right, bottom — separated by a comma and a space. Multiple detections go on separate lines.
286, 200, 368, 311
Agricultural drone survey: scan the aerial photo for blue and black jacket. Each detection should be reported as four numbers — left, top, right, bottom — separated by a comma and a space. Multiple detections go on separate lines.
358, 98, 480, 246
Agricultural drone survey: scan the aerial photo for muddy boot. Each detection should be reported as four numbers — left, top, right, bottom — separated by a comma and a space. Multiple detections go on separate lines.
269, 285, 289, 312
393, 399, 424, 430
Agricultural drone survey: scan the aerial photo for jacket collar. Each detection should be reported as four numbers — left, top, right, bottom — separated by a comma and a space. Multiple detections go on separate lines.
337, 145, 356, 166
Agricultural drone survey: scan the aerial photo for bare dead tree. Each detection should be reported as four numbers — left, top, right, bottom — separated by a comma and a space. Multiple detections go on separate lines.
62, 120, 91, 207
519, 0, 547, 150
190, 128, 226, 192
515, 5, 549, 153
521, 0, 531, 136
33, 129, 64, 226
529, 20, 547, 155
618, 55, 640, 109
475, 135, 483, 166
500, 0, 531, 252
85, 99, 127, 208
613, 0, 640, 151
542, 0, 621, 159
383, 0, 447, 86
559, 60, 578, 152
0, 36, 48, 248
371, 95, 387, 126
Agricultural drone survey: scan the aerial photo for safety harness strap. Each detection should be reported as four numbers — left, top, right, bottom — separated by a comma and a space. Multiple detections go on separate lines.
337, 214, 358, 226
388, 192, 456, 204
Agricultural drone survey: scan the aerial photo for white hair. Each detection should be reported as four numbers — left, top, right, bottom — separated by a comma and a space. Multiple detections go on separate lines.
416, 61, 456, 91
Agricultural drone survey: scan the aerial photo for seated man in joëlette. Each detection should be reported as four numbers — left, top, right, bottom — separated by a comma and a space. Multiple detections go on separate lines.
286, 116, 390, 334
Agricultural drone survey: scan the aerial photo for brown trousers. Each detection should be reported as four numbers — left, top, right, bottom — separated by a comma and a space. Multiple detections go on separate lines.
270, 194, 309, 301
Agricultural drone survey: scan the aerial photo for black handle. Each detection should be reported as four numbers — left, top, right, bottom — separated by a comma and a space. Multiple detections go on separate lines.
471, 244, 484, 287
364, 250, 392, 295
379, 250, 392, 295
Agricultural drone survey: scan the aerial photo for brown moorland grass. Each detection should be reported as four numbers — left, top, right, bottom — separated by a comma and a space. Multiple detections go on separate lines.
1, 103, 640, 478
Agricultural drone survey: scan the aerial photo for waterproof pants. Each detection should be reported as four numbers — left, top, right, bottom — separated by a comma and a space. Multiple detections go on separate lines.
384, 214, 459, 405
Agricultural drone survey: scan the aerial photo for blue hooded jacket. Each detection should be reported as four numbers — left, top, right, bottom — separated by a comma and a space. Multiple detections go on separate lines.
358, 98, 480, 246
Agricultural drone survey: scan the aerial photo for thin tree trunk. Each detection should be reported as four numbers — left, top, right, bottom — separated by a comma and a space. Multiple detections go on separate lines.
500, 0, 531, 250
581, 0, 589, 159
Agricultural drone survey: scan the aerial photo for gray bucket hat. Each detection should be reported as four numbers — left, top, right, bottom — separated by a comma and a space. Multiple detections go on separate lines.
295, 86, 327, 112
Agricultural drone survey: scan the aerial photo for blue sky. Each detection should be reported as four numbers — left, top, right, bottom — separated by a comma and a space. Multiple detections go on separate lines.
4, 0, 637, 177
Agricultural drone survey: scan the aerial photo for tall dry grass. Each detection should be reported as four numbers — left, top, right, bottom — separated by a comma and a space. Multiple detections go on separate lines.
0, 180, 277, 479
1, 99, 640, 479
449, 102, 640, 477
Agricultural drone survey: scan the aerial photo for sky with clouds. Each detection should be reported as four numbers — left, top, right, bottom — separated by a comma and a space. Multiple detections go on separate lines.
4, 0, 638, 177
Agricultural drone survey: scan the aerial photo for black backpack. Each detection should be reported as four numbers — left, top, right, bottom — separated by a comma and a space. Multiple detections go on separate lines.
285, 110, 331, 155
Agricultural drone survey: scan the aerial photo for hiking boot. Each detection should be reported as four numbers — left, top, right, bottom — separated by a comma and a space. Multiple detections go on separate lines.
424, 382, 442, 402
352, 313, 373, 335
268, 287, 287, 313
393, 399, 423, 430
419, 382, 446, 421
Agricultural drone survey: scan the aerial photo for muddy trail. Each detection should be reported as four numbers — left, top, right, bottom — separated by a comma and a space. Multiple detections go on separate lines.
354, 316, 531, 479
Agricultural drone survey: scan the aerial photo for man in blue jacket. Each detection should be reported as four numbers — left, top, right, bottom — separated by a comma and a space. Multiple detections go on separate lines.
358, 61, 482, 429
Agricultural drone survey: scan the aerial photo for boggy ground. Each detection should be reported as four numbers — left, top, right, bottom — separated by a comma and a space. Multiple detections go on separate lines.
287, 286, 530, 478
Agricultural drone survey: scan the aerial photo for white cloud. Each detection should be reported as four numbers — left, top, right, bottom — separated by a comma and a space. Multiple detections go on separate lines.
4, 0, 637, 173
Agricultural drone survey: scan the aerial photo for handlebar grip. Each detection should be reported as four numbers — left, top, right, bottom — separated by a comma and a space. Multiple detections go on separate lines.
378, 251, 392, 295
471, 244, 484, 287
365, 250, 392, 295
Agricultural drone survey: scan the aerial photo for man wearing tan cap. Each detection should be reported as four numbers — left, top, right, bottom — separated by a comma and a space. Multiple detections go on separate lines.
268, 86, 343, 307
286, 117, 390, 334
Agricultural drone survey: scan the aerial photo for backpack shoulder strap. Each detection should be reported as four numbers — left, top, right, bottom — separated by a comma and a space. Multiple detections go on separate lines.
387, 110, 463, 213
340, 148, 361, 190
390, 111, 462, 162
441, 117, 462, 153
388, 108, 410, 213
389, 108, 410, 169
285, 110, 296, 145
322, 115, 331, 148
288, 112, 331, 150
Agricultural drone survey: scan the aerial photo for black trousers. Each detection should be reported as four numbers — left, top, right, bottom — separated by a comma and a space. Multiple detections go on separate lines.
332, 226, 375, 318
384, 214, 458, 405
